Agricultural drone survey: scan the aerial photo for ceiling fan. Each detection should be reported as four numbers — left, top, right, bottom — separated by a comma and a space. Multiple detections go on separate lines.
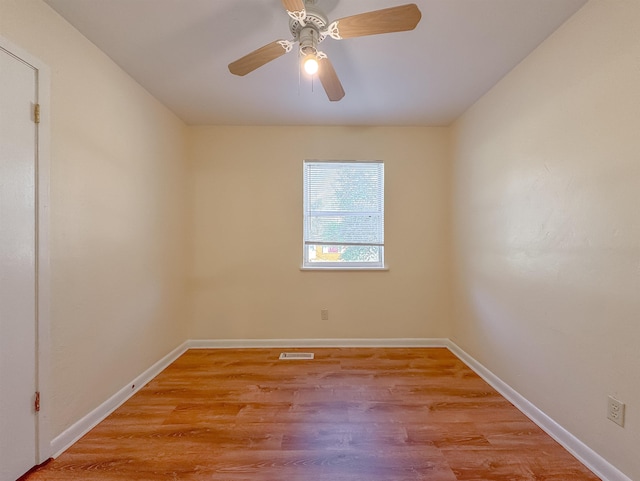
228, 0, 422, 102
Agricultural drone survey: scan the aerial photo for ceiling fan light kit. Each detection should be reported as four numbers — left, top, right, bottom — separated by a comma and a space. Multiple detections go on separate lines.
303, 53, 319, 75
228, 0, 422, 102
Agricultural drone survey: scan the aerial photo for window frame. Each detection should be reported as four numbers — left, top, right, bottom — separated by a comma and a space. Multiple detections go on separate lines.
302, 160, 385, 270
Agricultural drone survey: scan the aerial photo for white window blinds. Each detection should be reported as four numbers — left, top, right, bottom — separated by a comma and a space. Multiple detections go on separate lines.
303, 161, 384, 267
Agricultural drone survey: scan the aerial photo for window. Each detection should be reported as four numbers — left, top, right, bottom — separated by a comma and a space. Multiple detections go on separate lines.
303, 160, 384, 269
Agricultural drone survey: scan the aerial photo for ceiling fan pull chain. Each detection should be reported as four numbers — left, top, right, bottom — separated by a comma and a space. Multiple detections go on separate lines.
298, 48, 301, 97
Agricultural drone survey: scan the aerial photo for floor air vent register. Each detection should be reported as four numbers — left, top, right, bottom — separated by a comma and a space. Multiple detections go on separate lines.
279, 352, 314, 360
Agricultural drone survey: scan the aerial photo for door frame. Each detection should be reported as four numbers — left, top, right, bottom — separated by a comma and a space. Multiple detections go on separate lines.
0, 34, 52, 464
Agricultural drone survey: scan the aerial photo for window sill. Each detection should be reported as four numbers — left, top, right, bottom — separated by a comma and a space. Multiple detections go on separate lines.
300, 266, 389, 272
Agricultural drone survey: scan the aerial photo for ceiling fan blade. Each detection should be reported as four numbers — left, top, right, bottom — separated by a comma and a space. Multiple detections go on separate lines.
228, 41, 291, 76
329, 3, 422, 39
281, 0, 305, 15
318, 57, 345, 102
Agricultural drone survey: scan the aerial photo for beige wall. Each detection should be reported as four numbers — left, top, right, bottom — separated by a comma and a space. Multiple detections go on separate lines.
188, 126, 451, 340
3, 0, 637, 478
0, 0, 189, 438
451, 1, 640, 479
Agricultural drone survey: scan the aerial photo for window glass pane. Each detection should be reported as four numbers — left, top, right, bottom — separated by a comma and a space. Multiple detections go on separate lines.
306, 214, 383, 244
303, 161, 384, 268
307, 245, 382, 264
306, 163, 383, 213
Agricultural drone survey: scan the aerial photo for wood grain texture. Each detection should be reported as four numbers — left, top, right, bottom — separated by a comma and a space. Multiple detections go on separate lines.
334, 4, 422, 39
25, 348, 600, 480
318, 57, 345, 102
228, 41, 289, 76
281, 0, 305, 15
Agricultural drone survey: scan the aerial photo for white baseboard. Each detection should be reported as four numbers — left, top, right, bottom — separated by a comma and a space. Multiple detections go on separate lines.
49, 341, 189, 458
47, 337, 630, 481
445, 340, 631, 481
187, 338, 449, 349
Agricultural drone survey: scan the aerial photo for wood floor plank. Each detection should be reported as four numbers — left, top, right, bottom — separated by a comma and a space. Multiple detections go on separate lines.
25, 348, 600, 480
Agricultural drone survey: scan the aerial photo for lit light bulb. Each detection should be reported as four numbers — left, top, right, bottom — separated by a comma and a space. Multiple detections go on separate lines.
303, 54, 319, 75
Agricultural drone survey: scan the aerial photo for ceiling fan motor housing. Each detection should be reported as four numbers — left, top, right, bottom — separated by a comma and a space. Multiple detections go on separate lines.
289, 3, 328, 45
299, 26, 319, 55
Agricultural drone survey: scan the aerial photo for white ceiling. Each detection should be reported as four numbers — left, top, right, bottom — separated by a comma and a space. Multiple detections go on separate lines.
43, 0, 587, 126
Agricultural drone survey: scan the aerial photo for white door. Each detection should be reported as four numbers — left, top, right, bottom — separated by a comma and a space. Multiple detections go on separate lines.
0, 45, 39, 481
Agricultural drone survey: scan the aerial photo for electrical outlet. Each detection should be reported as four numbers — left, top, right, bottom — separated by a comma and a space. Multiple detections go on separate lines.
320, 308, 329, 321
607, 396, 625, 427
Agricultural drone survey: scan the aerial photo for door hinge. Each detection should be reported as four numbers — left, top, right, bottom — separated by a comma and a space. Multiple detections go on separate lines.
35, 391, 40, 412
34, 103, 40, 124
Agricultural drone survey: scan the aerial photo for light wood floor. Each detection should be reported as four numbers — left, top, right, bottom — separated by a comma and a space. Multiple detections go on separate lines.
26, 348, 600, 480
